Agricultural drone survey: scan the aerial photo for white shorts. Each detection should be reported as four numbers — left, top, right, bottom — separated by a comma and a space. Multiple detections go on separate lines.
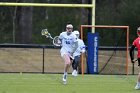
60, 48, 72, 58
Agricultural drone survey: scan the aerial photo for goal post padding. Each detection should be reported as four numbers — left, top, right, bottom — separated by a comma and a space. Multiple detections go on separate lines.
87, 32, 99, 74
80, 25, 129, 75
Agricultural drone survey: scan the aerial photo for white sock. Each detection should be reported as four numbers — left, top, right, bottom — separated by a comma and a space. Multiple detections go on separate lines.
64, 72, 67, 75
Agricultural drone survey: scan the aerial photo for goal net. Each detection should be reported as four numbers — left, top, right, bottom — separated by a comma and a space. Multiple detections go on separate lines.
80, 25, 130, 75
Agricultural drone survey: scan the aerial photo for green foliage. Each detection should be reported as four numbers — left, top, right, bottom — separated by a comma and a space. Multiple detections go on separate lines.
0, 6, 14, 43
32, 7, 82, 44
117, 0, 140, 43
96, 0, 140, 45
1, 0, 140, 45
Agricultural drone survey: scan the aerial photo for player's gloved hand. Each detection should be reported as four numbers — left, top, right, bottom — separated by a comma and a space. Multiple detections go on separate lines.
81, 49, 85, 53
131, 60, 135, 63
57, 40, 62, 45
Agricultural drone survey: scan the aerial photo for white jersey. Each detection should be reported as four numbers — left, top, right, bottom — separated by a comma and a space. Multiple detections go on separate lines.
73, 38, 86, 57
59, 32, 78, 57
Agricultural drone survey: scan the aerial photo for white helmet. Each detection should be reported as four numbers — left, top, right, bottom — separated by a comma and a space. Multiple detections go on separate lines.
73, 30, 80, 38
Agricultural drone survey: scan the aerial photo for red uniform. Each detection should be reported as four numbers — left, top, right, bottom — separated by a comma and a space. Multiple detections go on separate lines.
129, 27, 140, 90
132, 37, 140, 58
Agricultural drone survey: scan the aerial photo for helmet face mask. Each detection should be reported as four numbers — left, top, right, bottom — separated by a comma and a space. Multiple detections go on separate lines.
75, 34, 79, 38
137, 31, 140, 35
137, 27, 140, 36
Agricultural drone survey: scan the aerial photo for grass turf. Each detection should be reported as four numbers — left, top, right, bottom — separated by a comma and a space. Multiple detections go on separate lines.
0, 73, 139, 93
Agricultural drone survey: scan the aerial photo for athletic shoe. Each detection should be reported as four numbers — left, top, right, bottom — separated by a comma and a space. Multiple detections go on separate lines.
135, 84, 140, 90
62, 74, 67, 82
74, 70, 78, 76
72, 70, 75, 76
62, 74, 67, 84
72, 70, 78, 77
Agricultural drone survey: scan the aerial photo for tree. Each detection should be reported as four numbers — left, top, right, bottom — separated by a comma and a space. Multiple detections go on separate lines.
118, 0, 140, 43
16, 0, 33, 43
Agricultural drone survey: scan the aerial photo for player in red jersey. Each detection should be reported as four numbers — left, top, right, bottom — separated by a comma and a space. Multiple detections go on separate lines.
130, 27, 140, 90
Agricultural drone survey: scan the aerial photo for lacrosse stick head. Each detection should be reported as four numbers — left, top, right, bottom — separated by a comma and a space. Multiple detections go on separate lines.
41, 29, 48, 35
41, 29, 53, 39
53, 36, 61, 46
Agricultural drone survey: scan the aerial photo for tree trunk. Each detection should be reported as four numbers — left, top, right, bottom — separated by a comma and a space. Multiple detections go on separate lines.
16, 0, 33, 44
81, 0, 88, 24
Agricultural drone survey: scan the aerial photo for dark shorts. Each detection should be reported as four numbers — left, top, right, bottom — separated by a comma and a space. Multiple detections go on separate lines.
74, 56, 80, 62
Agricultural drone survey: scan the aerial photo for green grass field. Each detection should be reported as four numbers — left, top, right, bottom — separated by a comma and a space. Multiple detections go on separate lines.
0, 73, 139, 93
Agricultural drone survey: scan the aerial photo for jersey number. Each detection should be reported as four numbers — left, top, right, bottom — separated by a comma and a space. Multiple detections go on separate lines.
65, 41, 70, 44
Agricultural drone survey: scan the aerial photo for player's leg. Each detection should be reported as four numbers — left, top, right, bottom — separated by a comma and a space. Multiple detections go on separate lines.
135, 58, 140, 89
62, 54, 71, 83
72, 56, 80, 76
72, 56, 80, 70
72, 59, 78, 76
135, 72, 140, 89
72, 60, 75, 70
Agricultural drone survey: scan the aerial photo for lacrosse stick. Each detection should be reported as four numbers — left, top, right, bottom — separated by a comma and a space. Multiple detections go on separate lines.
132, 59, 140, 75
41, 29, 61, 46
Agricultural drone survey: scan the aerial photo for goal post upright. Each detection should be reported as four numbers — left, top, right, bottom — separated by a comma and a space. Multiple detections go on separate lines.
80, 25, 129, 75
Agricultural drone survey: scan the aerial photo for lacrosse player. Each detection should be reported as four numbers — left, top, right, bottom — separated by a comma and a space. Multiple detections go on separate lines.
130, 27, 140, 90
72, 30, 86, 76
58, 24, 78, 84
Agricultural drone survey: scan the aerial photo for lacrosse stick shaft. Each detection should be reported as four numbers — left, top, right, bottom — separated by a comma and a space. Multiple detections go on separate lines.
132, 59, 138, 75
45, 35, 53, 39
132, 62, 134, 75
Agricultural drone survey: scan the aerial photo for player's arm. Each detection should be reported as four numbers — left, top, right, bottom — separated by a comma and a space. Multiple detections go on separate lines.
72, 41, 78, 53
58, 33, 63, 45
74, 39, 86, 53
80, 40, 86, 53
129, 45, 135, 63
73, 41, 86, 58
72, 35, 78, 53
58, 33, 62, 40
